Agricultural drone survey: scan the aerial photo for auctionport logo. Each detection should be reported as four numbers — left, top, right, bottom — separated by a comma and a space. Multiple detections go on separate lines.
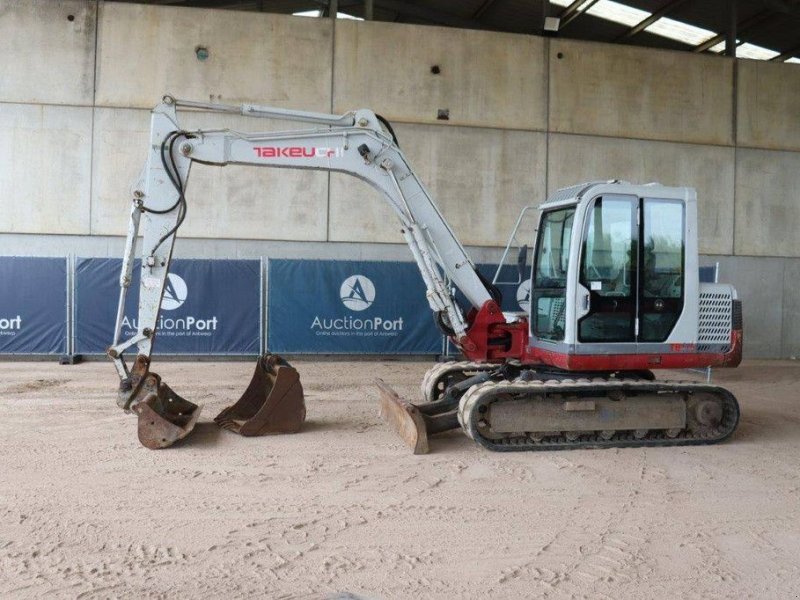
122, 272, 218, 335
0, 315, 22, 335
162, 273, 188, 311
340, 275, 375, 312
517, 280, 531, 313
310, 274, 403, 336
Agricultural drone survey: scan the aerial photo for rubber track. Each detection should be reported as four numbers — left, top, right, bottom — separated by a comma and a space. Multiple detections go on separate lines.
419, 361, 497, 403
457, 378, 740, 452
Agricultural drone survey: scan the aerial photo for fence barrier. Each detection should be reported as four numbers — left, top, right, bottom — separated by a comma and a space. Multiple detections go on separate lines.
0, 257, 68, 355
267, 259, 442, 354
0, 256, 724, 358
74, 258, 261, 355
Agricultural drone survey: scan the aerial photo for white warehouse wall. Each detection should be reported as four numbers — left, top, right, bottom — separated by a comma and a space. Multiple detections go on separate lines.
1, 0, 799, 357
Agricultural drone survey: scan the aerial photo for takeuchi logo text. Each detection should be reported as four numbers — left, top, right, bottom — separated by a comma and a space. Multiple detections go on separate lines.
253, 146, 344, 159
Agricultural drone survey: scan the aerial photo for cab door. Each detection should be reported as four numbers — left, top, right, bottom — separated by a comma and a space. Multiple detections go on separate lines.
577, 195, 638, 344
638, 199, 685, 342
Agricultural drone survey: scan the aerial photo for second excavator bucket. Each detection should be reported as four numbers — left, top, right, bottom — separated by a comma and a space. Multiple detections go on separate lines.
214, 353, 306, 436
129, 373, 203, 449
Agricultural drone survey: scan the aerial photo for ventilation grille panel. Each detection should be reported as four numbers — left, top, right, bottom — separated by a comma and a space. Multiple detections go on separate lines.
698, 287, 733, 352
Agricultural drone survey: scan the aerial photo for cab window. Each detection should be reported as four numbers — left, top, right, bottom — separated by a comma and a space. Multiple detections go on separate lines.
533, 207, 575, 341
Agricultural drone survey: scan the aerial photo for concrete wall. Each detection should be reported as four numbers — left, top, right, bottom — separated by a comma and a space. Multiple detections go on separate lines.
734, 148, 800, 257
0, 103, 92, 234
737, 60, 800, 152
549, 39, 733, 146
547, 134, 735, 255
1, 0, 799, 358
329, 123, 546, 246
333, 21, 547, 130
95, 3, 333, 111
0, 0, 95, 106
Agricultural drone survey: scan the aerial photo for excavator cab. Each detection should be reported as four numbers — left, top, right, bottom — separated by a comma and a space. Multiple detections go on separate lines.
526, 182, 741, 372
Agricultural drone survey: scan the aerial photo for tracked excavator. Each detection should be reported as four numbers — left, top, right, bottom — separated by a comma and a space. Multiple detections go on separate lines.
108, 96, 742, 452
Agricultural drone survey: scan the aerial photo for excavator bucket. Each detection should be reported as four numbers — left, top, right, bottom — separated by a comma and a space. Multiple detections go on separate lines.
129, 374, 203, 449
214, 353, 306, 436
376, 379, 430, 454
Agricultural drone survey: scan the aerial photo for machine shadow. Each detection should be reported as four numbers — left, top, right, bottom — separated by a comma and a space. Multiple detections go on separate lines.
425, 430, 474, 454
728, 410, 800, 445
300, 419, 361, 433
175, 421, 223, 447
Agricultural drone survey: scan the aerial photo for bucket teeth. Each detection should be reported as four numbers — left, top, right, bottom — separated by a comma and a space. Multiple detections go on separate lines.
213, 353, 306, 436
376, 379, 429, 454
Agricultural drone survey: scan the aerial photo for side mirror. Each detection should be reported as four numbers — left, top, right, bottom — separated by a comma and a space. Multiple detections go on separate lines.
517, 244, 529, 281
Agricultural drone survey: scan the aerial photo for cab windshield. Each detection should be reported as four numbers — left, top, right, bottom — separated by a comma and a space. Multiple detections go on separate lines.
532, 206, 575, 342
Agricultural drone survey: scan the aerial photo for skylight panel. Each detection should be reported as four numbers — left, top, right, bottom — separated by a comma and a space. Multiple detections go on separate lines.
736, 43, 779, 60
549, 0, 716, 47
708, 39, 782, 60
645, 16, 716, 46
293, 10, 363, 20
708, 41, 727, 53
498, 0, 787, 62
585, 0, 650, 27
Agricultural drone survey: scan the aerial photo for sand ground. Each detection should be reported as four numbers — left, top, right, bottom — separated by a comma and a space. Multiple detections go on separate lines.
0, 359, 799, 599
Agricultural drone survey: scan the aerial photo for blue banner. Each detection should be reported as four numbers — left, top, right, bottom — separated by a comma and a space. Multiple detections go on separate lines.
75, 258, 261, 355
268, 259, 441, 354
0, 257, 67, 354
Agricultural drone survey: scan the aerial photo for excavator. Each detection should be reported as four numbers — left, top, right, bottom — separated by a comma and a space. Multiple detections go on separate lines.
107, 95, 742, 453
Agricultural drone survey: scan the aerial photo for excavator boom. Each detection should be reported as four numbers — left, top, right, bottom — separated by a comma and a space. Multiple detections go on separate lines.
108, 96, 505, 448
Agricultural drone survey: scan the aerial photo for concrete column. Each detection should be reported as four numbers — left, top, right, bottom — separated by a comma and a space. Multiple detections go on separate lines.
725, 0, 737, 57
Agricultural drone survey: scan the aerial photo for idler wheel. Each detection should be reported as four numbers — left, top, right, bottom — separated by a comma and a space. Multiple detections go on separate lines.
694, 399, 723, 427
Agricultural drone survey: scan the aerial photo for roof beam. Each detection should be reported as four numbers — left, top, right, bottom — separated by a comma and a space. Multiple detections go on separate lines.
471, 0, 499, 19
616, 0, 690, 41
371, 0, 482, 28
693, 10, 775, 53
160, 0, 312, 7
558, 0, 591, 20
761, 0, 800, 18
560, 0, 600, 29
771, 42, 800, 62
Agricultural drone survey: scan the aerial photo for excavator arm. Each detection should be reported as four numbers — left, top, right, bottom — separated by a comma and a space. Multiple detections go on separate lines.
107, 96, 519, 447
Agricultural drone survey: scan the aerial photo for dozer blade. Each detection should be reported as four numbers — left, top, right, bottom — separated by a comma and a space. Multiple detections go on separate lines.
214, 353, 305, 436
130, 379, 203, 449
376, 379, 429, 455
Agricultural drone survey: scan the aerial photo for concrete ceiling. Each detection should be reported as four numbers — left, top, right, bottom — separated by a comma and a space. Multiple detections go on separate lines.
106, 0, 800, 62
